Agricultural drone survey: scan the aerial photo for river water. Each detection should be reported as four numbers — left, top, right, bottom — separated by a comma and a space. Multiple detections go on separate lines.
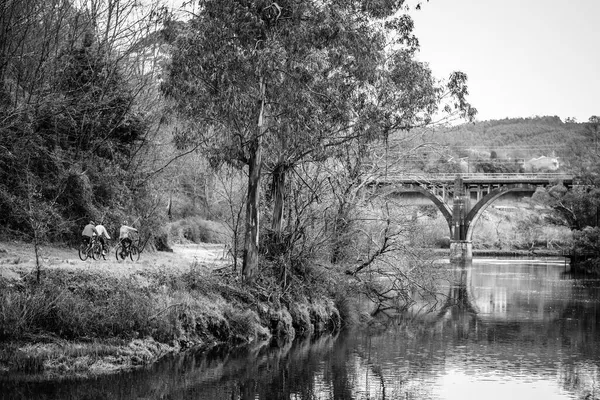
2, 258, 600, 400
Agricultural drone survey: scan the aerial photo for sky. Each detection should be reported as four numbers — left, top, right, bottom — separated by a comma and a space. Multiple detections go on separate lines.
410, 0, 600, 123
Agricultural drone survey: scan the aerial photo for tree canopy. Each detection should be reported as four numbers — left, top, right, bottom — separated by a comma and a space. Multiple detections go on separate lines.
0, 0, 165, 242
163, 0, 476, 280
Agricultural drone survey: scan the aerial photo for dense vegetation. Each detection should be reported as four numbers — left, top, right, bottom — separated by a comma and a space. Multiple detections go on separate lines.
0, 0, 474, 376
0, 0, 598, 288
1, 0, 599, 377
0, 0, 171, 245
0, 263, 346, 374
394, 115, 594, 175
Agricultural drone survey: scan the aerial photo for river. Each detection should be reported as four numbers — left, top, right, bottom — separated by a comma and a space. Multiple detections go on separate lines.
2, 257, 600, 399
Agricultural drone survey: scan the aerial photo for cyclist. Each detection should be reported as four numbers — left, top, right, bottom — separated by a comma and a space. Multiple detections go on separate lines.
119, 221, 138, 256
81, 220, 98, 247
95, 222, 111, 256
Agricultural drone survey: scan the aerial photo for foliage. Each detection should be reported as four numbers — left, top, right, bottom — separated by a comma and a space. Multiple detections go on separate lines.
571, 227, 600, 272
534, 183, 600, 231
0, 0, 168, 245
417, 116, 588, 175
0, 262, 349, 364
572, 227, 600, 255
167, 217, 232, 244
472, 158, 522, 174
162, 0, 476, 280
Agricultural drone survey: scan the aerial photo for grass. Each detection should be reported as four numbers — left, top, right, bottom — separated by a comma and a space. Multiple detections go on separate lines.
1, 337, 175, 376
0, 260, 348, 376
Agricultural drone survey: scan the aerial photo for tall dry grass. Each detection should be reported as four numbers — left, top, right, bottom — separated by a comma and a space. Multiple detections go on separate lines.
0, 261, 347, 373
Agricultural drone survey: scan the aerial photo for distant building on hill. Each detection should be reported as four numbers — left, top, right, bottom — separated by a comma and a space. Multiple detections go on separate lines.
522, 156, 560, 172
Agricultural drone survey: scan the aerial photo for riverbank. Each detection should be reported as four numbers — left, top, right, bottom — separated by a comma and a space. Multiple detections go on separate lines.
428, 247, 565, 258
0, 241, 344, 380
473, 248, 564, 257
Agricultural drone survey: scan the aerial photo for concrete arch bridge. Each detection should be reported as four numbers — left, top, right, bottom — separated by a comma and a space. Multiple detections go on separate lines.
374, 173, 573, 261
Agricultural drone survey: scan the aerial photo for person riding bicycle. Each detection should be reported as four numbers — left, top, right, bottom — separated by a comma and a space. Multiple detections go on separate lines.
119, 221, 138, 255
95, 222, 111, 256
81, 220, 98, 247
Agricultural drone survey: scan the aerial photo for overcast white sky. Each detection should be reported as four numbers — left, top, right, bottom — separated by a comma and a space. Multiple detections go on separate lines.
410, 0, 600, 123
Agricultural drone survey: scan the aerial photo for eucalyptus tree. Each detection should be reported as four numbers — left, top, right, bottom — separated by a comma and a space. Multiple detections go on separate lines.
163, 0, 475, 281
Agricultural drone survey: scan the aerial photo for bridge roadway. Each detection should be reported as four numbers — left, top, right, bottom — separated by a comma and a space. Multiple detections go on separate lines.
373, 173, 574, 262
377, 172, 574, 185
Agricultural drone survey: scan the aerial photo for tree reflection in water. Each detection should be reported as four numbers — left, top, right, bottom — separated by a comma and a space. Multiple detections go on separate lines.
3, 259, 600, 400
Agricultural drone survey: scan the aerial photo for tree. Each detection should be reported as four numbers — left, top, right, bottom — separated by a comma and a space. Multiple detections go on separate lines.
0, 0, 166, 242
163, 0, 475, 281
572, 226, 600, 255
587, 115, 600, 158
533, 183, 599, 230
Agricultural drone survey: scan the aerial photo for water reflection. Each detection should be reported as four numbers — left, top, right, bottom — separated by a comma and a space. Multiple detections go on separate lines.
3, 258, 600, 400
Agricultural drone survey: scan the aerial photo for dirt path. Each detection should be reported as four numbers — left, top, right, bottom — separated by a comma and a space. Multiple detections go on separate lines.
0, 241, 231, 281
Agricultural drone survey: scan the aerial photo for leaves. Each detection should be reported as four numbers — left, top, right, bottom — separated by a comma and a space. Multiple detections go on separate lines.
0, 0, 164, 241
164, 0, 469, 171
162, 0, 476, 278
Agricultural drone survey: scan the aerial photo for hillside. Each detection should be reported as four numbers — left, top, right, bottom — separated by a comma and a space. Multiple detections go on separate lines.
382, 116, 596, 176
437, 116, 591, 172
441, 116, 584, 147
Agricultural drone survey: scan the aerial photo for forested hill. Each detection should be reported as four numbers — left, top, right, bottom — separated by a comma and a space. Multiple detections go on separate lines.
431, 116, 595, 174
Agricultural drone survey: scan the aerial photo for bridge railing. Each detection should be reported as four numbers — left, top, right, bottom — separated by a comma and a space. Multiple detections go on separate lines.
377, 173, 574, 182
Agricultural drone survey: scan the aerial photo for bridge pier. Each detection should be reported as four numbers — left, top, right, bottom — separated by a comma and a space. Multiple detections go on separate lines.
450, 240, 473, 263
450, 177, 473, 262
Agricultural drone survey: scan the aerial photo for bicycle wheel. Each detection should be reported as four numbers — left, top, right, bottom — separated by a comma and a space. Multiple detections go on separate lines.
78, 243, 89, 261
129, 245, 140, 261
91, 242, 103, 260
101, 244, 109, 260
115, 243, 126, 260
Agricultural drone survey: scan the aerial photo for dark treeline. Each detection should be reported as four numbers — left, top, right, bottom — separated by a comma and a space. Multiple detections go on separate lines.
0, 0, 169, 244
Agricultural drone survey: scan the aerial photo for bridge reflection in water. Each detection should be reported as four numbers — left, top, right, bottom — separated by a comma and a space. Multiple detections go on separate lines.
421, 259, 573, 328
393, 258, 600, 399
376, 173, 573, 262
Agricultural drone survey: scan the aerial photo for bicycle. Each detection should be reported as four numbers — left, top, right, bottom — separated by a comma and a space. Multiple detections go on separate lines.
93, 239, 111, 261
115, 238, 141, 261
78, 237, 102, 261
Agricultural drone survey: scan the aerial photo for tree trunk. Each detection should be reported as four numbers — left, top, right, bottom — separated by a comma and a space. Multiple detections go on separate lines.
330, 205, 348, 264
33, 223, 41, 283
242, 78, 266, 281
271, 164, 285, 236
243, 140, 262, 281
167, 193, 172, 221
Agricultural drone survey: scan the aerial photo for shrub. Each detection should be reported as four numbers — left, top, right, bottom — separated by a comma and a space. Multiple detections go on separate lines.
334, 293, 361, 328
167, 217, 231, 244
289, 303, 313, 336
573, 227, 600, 254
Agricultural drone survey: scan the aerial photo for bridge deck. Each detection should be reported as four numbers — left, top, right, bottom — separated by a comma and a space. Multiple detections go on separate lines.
379, 173, 573, 185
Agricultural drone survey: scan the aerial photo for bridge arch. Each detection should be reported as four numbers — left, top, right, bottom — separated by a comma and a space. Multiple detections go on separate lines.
384, 186, 453, 232
464, 184, 539, 242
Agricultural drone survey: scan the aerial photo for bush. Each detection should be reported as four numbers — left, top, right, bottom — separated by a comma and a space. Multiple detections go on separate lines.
0, 273, 155, 340
289, 303, 313, 336
167, 217, 231, 244
573, 227, 600, 254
